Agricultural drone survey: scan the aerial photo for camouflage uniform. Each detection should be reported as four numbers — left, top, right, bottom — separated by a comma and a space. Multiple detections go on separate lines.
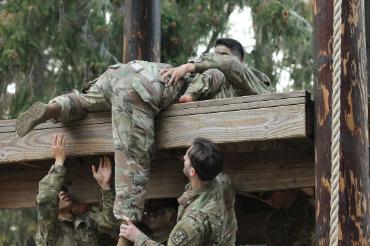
134, 173, 237, 245
185, 53, 273, 101
265, 191, 315, 246
35, 165, 119, 245
50, 61, 187, 221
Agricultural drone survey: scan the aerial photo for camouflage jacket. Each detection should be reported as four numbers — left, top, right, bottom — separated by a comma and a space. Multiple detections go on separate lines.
135, 173, 237, 246
35, 165, 119, 246
190, 53, 274, 96
265, 191, 315, 246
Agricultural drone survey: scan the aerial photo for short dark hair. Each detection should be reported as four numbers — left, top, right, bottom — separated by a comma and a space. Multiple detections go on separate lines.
188, 138, 223, 181
215, 38, 244, 60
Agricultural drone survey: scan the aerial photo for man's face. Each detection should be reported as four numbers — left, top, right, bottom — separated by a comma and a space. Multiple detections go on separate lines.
143, 207, 177, 232
183, 146, 193, 177
59, 191, 73, 211
266, 190, 286, 209
214, 44, 242, 61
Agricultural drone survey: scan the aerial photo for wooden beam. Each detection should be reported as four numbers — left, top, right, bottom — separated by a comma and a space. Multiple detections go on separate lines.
0, 92, 312, 164
0, 146, 314, 208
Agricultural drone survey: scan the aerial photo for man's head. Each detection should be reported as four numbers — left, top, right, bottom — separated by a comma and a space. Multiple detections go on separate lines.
263, 189, 299, 209
183, 138, 224, 181
214, 38, 244, 61
142, 198, 178, 233
58, 186, 74, 212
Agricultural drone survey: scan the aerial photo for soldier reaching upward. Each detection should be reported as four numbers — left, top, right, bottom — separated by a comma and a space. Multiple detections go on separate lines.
35, 133, 119, 245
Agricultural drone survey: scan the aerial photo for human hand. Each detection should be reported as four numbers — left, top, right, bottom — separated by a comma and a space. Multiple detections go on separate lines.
52, 133, 66, 166
119, 217, 141, 242
160, 63, 195, 85
92, 156, 112, 190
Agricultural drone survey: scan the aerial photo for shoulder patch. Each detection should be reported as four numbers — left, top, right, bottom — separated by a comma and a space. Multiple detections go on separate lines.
171, 229, 188, 245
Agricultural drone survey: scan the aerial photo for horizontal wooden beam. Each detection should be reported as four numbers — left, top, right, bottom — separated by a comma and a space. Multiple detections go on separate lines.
0, 92, 312, 164
0, 146, 314, 208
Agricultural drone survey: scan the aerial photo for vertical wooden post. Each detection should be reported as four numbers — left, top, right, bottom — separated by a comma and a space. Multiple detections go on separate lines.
123, 0, 161, 63
314, 0, 370, 244
313, 0, 333, 243
365, 0, 370, 92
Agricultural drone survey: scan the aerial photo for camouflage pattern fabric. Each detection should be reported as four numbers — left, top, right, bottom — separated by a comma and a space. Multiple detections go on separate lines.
265, 191, 315, 246
35, 165, 119, 246
185, 53, 274, 101
135, 173, 237, 245
50, 61, 187, 222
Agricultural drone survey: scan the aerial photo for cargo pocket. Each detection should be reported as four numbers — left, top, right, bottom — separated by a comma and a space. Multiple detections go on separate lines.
127, 108, 155, 167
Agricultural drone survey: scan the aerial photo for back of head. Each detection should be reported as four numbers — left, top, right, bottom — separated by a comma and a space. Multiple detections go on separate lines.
215, 38, 244, 61
188, 138, 224, 181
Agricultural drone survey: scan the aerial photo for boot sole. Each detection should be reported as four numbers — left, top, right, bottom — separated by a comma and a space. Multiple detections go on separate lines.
16, 102, 48, 137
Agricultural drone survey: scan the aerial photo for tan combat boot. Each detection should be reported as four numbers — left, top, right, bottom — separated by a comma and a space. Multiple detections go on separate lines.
16, 102, 61, 137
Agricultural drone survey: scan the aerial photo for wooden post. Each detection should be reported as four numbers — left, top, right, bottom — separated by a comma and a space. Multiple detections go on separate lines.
365, 0, 370, 92
123, 0, 161, 63
314, 0, 370, 244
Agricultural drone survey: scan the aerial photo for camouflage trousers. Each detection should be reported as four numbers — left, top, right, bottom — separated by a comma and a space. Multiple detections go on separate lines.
183, 69, 237, 101
51, 64, 158, 222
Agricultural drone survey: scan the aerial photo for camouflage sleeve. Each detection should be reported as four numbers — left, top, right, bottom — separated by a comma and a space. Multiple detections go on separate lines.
190, 53, 273, 95
135, 211, 208, 246
89, 189, 120, 237
36, 165, 66, 241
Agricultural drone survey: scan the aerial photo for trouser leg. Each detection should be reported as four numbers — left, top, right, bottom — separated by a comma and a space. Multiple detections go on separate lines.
111, 98, 155, 222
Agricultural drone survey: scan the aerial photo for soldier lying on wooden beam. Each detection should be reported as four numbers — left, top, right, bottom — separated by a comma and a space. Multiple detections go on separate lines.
16, 38, 272, 244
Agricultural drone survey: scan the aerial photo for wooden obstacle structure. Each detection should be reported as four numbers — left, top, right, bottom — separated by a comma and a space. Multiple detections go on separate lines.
0, 91, 314, 209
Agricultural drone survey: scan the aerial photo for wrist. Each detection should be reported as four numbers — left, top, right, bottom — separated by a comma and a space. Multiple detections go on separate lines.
54, 157, 65, 166
100, 183, 111, 190
186, 63, 195, 73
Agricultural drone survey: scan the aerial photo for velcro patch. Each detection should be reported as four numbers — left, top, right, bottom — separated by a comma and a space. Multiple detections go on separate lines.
171, 229, 188, 245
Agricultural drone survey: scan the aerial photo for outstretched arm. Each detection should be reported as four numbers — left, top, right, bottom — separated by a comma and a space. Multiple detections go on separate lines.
36, 133, 67, 242
89, 156, 119, 235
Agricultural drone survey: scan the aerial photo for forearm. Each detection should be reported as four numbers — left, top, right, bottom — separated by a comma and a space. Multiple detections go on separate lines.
92, 188, 120, 235
37, 165, 66, 206
192, 54, 271, 94
36, 165, 66, 234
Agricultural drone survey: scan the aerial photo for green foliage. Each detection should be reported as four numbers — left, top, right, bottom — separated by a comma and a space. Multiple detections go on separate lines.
0, 0, 123, 118
248, 0, 313, 90
161, 0, 244, 65
0, 208, 37, 246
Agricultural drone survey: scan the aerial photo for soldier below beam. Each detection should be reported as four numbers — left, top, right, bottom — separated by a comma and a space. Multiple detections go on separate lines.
119, 138, 238, 245
138, 198, 178, 244
35, 133, 119, 245
262, 189, 315, 246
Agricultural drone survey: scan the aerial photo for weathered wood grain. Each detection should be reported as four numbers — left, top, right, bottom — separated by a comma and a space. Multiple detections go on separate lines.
0, 147, 314, 208
0, 92, 312, 164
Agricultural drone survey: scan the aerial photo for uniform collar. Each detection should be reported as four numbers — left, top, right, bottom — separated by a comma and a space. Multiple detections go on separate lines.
177, 179, 217, 206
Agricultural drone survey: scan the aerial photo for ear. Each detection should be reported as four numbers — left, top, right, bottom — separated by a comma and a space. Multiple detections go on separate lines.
189, 167, 196, 177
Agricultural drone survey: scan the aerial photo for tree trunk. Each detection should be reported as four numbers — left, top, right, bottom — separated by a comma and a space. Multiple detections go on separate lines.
123, 0, 161, 63
314, 0, 370, 244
